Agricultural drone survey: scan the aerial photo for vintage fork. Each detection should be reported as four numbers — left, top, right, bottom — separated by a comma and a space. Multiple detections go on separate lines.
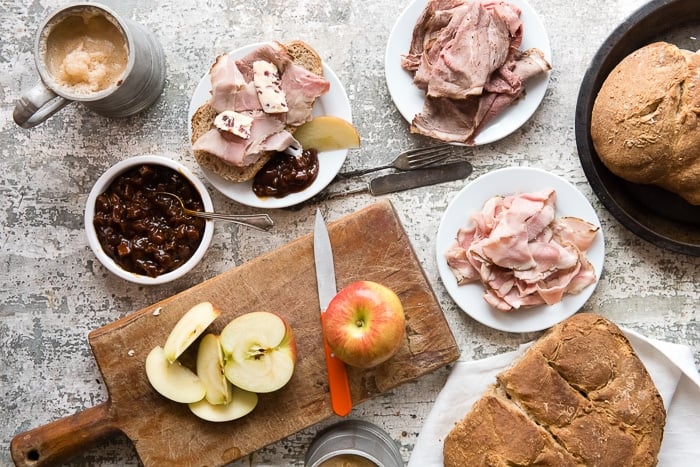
336, 144, 471, 178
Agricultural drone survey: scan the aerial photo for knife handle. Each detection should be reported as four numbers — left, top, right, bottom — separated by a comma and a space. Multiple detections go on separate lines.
321, 315, 352, 416
368, 160, 472, 195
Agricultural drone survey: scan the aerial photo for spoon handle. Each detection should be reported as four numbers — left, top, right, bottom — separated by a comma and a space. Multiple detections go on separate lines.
193, 212, 274, 231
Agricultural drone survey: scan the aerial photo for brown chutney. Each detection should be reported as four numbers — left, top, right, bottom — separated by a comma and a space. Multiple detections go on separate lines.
253, 148, 319, 198
92, 164, 206, 278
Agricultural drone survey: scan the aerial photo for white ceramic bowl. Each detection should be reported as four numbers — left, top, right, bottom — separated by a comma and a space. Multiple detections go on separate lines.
84, 155, 214, 285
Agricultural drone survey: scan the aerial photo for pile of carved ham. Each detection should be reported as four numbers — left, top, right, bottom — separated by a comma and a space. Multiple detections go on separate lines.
401, 0, 551, 144
444, 190, 599, 311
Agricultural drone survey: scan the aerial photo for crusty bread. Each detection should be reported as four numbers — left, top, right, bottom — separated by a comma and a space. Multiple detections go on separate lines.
443, 313, 665, 467
591, 41, 700, 205
284, 40, 324, 76
191, 102, 275, 183
190, 41, 324, 183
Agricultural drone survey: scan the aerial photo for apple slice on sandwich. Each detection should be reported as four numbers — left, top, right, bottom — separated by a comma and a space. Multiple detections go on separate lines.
293, 116, 360, 152
220, 311, 297, 393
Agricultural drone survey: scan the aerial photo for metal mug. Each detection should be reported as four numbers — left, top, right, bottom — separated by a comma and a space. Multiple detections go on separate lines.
13, 2, 166, 128
305, 420, 403, 467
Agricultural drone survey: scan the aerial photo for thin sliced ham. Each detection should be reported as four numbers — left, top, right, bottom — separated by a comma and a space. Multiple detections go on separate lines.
209, 54, 260, 113
421, 1, 511, 98
192, 111, 296, 167
236, 42, 330, 126
551, 216, 600, 252
483, 1, 523, 50
445, 189, 599, 311
473, 190, 555, 270
564, 252, 597, 294
402, 0, 465, 72
281, 64, 330, 126
402, 0, 551, 145
445, 242, 481, 284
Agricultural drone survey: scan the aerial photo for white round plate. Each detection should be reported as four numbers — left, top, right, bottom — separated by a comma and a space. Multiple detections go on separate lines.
188, 43, 352, 209
385, 0, 551, 145
436, 167, 605, 333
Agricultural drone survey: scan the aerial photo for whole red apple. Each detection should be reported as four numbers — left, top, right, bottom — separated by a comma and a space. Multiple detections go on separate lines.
322, 280, 405, 369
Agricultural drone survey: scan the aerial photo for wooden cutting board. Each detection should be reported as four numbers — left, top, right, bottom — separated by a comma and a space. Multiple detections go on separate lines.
11, 200, 460, 467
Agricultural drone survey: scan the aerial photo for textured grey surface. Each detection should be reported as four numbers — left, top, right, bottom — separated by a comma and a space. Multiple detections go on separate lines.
1, 0, 698, 466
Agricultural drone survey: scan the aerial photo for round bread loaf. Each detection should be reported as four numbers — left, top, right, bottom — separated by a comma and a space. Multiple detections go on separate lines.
590, 41, 700, 205
443, 313, 665, 467
190, 41, 324, 183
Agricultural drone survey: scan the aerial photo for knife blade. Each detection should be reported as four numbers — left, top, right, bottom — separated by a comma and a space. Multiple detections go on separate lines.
313, 209, 353, 417
324, 160, 473, 199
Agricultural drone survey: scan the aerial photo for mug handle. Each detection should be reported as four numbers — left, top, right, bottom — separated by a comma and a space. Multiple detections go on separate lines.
13, 81, 71, 128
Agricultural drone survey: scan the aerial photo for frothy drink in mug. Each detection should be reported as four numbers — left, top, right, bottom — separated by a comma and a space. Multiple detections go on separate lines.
44, 12, 128, 96
14, 3, 165, 129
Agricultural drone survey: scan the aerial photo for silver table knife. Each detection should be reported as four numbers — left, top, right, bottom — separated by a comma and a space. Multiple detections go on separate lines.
313, 209, 353, 416
326, 160, 473, 199
285, 161, 473, 210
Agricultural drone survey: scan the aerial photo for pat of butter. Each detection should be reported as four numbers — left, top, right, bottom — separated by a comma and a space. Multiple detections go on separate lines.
253, 60, 288, 114
214, 110, 254, 139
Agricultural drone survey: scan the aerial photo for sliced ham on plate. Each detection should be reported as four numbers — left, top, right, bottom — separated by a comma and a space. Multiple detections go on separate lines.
444, 189, 600, 312
402, 0, 550, 144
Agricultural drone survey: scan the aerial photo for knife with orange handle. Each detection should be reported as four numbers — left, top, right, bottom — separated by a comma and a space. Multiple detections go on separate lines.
313, 209, 353, 416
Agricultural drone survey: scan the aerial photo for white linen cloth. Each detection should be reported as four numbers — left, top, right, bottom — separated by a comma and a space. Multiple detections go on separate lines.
408, 328, 700, 466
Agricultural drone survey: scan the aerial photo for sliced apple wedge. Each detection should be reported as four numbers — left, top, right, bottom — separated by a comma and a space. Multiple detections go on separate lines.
145, 346, 206, 404
163, 302, 221, 363
188, 385, 259, 422
220, 311, 297, 393
196, 333, 232, 405
293, 116, 360, 152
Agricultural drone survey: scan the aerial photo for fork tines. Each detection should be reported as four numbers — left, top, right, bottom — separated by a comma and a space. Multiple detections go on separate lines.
402, 144, 452, 156
403, 145, 452, 161
403, 144, 471, 169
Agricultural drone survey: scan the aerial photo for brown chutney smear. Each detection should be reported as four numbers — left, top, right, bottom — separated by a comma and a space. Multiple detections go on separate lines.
93, 164, 206, 278
253, 148, 319, 198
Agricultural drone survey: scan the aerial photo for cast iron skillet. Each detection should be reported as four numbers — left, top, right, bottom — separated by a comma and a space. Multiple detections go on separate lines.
575, 0, 700, 256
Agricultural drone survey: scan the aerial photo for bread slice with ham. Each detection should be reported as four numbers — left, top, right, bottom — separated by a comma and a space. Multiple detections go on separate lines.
191, 41, 330, 183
